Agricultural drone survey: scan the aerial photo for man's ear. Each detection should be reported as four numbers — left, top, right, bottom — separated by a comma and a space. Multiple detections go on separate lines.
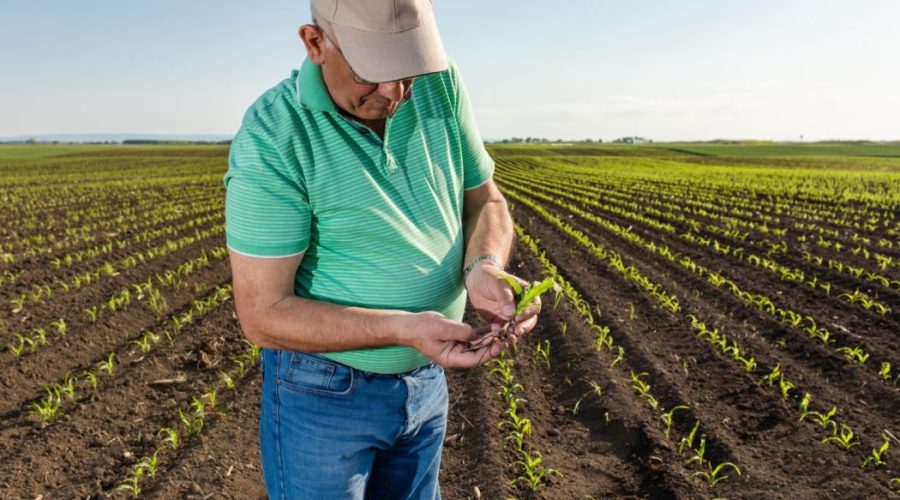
299, 24, 326, 64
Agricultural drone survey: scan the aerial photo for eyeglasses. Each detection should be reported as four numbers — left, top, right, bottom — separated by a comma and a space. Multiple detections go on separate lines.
316, 26, 413, 87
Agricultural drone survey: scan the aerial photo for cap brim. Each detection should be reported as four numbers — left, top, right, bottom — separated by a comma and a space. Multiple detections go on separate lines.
334, 21, 448, 83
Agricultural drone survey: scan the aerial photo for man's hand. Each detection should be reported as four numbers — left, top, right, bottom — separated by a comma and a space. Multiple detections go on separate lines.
398, 311, 504, 368
465, 262, 542, 344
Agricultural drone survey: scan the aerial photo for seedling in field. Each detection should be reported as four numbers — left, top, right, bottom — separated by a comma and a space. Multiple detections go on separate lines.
97, 353, 115, 375
861, 434, 889, 468
534, 339, 551, 369
762, 364, 781, 386
114, 466, 143, 498
778, 378, 795, 400
879, 362, 891, 380
135, 450, 159, 478
660, 405, 689, 440
610, 346, 624, 368
678, 421, 701, 455
512, 451, 560, 491
30, 388, 63, 423
219, 371, 235, 390
798, 393, 811, 422
692, 461, 741, 487
822, 423, 859, 451
158, 427, 180, 450
807, 406, 837, 431
685, 438, 707, 466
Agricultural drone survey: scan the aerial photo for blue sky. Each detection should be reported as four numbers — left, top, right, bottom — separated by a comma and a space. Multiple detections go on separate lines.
1, 0, 898, 141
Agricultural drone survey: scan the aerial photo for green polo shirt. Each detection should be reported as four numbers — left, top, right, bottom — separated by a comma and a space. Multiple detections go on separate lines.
224, 58, 494, 374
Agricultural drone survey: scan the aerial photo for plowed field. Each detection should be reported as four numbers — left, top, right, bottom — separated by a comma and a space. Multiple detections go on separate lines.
1, 143, 897, 499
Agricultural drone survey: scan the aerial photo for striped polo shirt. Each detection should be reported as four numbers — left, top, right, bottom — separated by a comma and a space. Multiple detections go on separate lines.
224, 58, 494, 374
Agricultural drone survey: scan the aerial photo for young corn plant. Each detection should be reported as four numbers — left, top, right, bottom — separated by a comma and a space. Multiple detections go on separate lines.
533, 339, 551, 370
678, 421, 701, 455
861, 434, 889, 468
798, 393, 812, 422
822, 423, 859, 451
778, 377, 795, 400
158, 427, 180, 450
219, 371, 235, 390
30, 388, 63, 423
762, 364, 782, 386
512, 451, 560, 492
114, 466, 143, 498
807, 406, 838, 431
629, 371, 659, 409
692, 461, 741, 487
97, 352, 115, 375
685, 438, 707, 466
660, 405, 689, 440
467, 276, 559, 351
880, 362, 892, 380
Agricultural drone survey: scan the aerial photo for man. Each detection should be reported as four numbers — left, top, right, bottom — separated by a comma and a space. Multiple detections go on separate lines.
223, 0, 541, 497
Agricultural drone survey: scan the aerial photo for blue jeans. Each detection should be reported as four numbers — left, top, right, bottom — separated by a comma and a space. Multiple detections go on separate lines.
259, 349, 448, 499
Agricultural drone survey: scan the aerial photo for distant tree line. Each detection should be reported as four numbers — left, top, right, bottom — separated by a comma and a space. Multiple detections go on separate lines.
489, 137, 604, 144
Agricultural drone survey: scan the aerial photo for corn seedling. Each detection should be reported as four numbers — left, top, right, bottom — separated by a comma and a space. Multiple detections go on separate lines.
468, 276, 558, 351
84, 305, 100, 323
30, 388, 63, 422
534, 339, 551, 369
203, 390, 218, 411
762, 364, 781, 386
512, 451, 560, 492
581, 382, 601, 402
136, 450, 159, 477
114, 466, 143, 498
50, 318, 67, 336
220, 371, 235, 390
678, 421, 701, 455
610, 346, 624, 368
798, 393, 811, 422
82, 370, 98, 390
835, 345, 869, 366
685, 438, 707, 466
97, 352, 115, 375
498, 383, 525, 402
861, 435, 889, 468
158, 427, 180, 450
779, 377, 795, 400
880, 362, 892, 380
660, 405, 689, 440
822, 423, 859, 451
692, 461, 741, 487
807, 406, 837, 430
179, 408, 204, 435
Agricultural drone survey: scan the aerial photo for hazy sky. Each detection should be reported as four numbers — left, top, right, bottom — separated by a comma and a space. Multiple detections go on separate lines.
2, 0, 898, 141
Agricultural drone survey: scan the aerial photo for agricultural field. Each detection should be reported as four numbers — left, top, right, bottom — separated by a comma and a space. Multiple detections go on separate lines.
0, 143, 898, 498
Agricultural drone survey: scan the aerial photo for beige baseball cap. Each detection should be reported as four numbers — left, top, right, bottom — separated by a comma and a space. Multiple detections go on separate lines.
311, 0, 448, 83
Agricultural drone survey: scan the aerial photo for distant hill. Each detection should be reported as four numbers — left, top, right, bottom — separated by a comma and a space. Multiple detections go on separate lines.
0, 133, 233, 144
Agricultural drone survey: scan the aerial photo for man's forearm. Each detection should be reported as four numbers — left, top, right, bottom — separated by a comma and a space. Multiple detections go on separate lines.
240, 294, 411, 352
463, 186, 514, 269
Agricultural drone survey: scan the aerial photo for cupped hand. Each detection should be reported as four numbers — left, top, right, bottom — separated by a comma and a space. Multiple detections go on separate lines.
465, 264, 542, 344
399, 311, 504, 368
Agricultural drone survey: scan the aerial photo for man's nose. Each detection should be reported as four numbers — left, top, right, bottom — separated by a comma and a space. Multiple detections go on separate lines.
376, 81, 406, 102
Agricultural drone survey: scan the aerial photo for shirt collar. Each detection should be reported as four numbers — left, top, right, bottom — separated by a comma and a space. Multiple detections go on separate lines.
297, 58, 338, 114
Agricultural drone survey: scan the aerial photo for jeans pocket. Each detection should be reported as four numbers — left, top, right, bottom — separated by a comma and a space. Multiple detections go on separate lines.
277, 351, 355, 397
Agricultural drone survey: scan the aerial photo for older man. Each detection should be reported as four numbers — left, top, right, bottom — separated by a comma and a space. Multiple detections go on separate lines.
224, 0, 540, 497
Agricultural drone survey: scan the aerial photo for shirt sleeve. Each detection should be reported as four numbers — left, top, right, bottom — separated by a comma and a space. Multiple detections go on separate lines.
450, 63, 495, 190
223, 123, 311, 257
